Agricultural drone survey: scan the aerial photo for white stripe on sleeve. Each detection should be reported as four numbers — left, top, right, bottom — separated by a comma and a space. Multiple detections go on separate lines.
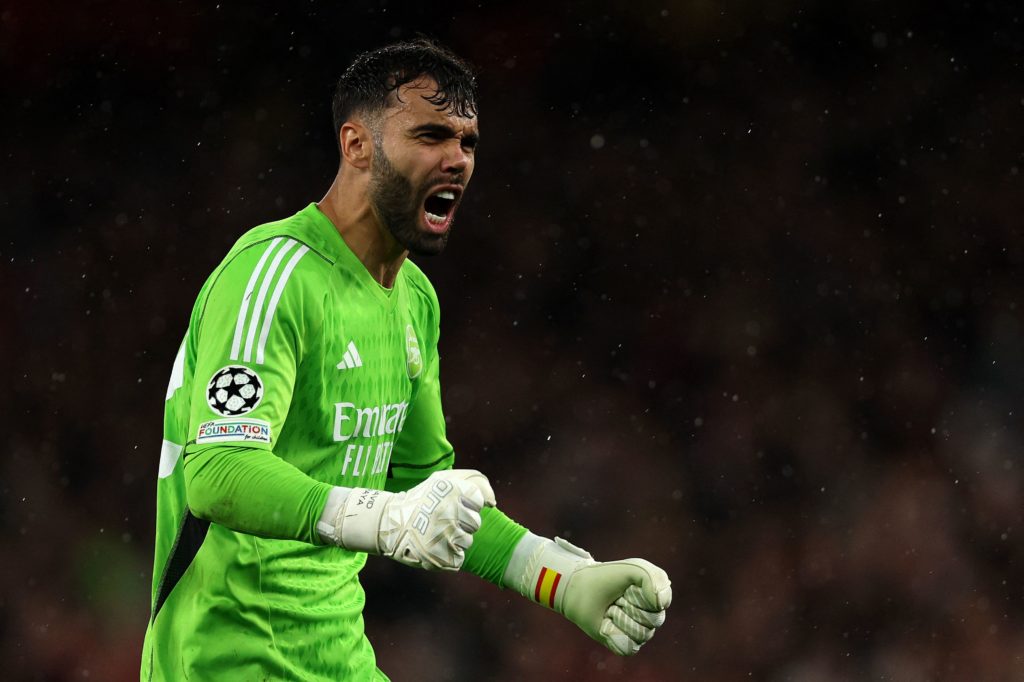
243, 238, 297, 362
158, 440, 184, 479
165, 336, 187, 401
256, 244, 310, 364
230, 237, 283, 361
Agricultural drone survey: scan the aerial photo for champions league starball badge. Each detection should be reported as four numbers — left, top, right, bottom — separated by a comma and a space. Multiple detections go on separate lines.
206, 365, 264, 416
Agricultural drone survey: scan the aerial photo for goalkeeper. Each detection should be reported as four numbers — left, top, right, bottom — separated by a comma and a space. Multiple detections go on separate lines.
142, 39, 671, 681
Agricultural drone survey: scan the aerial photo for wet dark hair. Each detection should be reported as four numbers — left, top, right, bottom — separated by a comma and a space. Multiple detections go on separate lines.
331, 38, 478, 139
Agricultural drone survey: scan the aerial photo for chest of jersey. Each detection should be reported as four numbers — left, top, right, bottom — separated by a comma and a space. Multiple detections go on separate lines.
283, 268, 425, 486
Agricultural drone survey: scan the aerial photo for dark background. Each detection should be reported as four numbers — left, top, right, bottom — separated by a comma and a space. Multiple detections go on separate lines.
3, 1, 1023, 679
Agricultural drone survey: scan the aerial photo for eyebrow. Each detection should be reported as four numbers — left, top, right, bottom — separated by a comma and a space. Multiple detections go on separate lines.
410, 123, 480, 147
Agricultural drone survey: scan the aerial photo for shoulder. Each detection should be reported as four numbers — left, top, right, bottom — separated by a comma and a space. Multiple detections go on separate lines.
401, 259, 441, 318
214, 219, 334, 298
228, 212, 336, 275
198, 221, 334, 336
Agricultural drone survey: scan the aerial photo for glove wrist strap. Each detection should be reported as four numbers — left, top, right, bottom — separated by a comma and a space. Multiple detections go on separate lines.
316, 486, 351, 544
325, 487, 390, 552
504, 532, 593, 612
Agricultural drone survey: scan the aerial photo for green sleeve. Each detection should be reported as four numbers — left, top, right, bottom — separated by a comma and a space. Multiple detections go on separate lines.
184, 444, 333, 544
387, 276, 454, 492
462, 506, 529, 587
187, 238, 323, 456
180, 238, 331, 543
384, 343, 452, 490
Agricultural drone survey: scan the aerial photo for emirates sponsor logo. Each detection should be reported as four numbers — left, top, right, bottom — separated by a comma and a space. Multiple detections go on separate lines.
332, 401, 410, 442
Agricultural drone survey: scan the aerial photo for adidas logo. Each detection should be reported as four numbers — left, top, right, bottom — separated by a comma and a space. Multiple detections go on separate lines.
336, 341, 363, 371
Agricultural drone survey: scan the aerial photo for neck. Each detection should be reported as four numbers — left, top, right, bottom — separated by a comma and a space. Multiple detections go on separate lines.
317, 172, 407, 288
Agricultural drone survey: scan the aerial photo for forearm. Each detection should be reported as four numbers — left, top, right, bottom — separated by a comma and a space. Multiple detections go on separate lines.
462, 506, 529, 586
466, 507, 672, 657
184, 445, 333, 545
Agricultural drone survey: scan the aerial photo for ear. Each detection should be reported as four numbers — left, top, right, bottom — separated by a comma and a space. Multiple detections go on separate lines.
339, 121, 372, 170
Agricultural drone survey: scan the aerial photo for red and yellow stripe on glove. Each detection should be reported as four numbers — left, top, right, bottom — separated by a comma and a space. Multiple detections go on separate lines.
534, 566, 563, 608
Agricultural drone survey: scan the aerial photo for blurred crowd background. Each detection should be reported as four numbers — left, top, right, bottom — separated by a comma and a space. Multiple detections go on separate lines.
3, 1, 1023, 679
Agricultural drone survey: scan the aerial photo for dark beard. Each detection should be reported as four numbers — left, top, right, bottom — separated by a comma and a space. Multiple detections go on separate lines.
368, 141, 451, 256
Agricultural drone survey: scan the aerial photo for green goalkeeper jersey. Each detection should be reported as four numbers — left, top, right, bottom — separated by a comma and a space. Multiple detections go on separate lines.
142, 203, 456, 681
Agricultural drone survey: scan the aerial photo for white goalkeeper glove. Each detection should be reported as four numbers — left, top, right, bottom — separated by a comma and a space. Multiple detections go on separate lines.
317, 469, 496, 571
504, 533, 672, 656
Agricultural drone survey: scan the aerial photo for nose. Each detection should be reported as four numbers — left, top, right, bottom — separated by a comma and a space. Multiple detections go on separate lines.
440, 140, 471, 175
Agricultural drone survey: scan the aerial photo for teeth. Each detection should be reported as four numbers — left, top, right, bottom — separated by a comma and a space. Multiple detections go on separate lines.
425, 211, 446, 224
434, 190, 455, 200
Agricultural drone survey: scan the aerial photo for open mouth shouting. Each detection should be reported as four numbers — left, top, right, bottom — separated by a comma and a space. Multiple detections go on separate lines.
421, 185, 462, 234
